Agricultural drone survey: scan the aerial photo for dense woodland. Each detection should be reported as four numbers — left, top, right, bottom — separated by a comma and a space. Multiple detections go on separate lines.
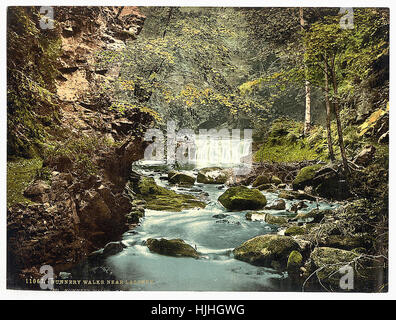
7, 7, 389, 292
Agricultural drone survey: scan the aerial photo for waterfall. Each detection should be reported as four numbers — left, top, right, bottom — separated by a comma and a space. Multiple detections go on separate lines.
136, 128, 252, 169
194, 135, 252, 168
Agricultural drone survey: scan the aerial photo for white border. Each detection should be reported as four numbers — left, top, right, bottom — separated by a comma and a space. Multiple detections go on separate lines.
1, 0, 394, 300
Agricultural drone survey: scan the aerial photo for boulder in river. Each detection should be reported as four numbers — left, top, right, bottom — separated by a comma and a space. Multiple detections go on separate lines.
256, 183, 272, 191
233, 234, 300, 270
103, 241, 126, 257
136, 177, 206, 211
218, 186, 267, 211
168, 171, 196, 186
290, 201, 308, 213
197, 167, 232, 184
146, 238, 199, 258
252, 174, 270, 187
266, 199, 286, 210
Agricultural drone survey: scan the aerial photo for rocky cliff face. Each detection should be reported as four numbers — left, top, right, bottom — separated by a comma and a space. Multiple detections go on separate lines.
7, 6, 152, 287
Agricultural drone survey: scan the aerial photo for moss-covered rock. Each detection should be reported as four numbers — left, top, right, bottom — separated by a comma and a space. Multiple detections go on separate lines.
264, 213, 289, 226
284, 226, 306, 236
252, 175, 270, 187
7, 158, 43, 207
197, 167, 231, 184
304, 247, 364, 290
287, 250, 303, 278
292, 164, 323, 190
218, 186, 267, 211
136, 177, 206, 211
168, 171, 195, 186
146, 238, 199, 258
278, 190, 316, 201
125, 208, 145, 224
233, 234, 300, 270
271, 176, 282, 185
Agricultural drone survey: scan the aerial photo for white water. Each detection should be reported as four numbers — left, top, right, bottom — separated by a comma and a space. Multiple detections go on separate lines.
137, 136, 252, 169
194, 136, 252, 168
102, 167, 336, 291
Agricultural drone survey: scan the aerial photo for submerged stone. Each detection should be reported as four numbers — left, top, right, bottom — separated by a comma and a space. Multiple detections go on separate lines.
146, 238, 199, 258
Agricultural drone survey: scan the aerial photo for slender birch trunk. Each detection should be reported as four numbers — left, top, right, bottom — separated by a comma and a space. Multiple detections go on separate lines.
300, 7, 311, 135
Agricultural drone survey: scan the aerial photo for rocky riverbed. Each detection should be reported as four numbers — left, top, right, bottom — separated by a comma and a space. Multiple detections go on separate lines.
55, 162, 384, 292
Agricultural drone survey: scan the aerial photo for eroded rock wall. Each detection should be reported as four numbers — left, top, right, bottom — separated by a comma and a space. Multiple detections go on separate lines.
7, 6, 151, 286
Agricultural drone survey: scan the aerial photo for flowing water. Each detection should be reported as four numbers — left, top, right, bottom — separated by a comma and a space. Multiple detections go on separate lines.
102, 166, 335, 291
87, 137, 335, 291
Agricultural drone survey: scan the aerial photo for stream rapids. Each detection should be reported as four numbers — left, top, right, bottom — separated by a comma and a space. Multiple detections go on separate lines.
97, 162, 335, 291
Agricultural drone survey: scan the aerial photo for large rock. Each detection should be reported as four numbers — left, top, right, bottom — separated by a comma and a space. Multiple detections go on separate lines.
284, 226, 306, 236
168, 171, 195, 186
218, 186, 267, 211
292, 164, 324, 190
354, 145, 376, 166
136, 177, 206, 211
304, 247, 377, 291
23, 180, 50, 202
292, 164, 351, 200
103, 241, 126, 257
252, 175, 270, 187
233, 234, 300, 270
146, 238, 199, 258
287, 250, 303, 279
197, 167, 231, 184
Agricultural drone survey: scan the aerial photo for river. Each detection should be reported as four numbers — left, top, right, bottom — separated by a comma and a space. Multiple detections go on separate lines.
102, 162, 334, 291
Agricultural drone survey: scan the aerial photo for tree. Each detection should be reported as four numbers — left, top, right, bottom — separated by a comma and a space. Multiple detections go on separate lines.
300, 7, 311, 135
304, 8, 389, 173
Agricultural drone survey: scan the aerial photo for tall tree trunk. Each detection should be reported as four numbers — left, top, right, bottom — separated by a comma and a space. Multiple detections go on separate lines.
330, 55, 349, 174
324, 54, 335, 162
300, 7, 311, 135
